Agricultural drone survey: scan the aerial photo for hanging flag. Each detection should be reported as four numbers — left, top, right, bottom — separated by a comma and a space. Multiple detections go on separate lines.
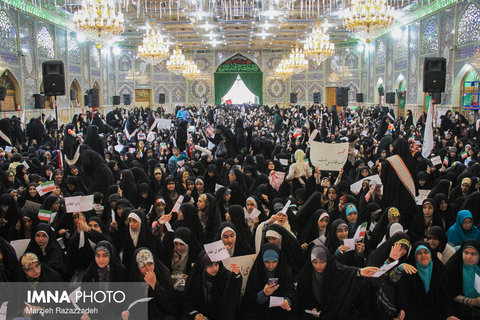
408, 136, 415, 143
422, 99, 434, 158
461, 151, 468, 159
57, 150, 64, 172
443, 156, 449, 167
38, 209, 52, 222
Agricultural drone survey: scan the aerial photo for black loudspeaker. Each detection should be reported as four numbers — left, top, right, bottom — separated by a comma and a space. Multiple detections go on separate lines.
42, 60, 65, 96
90, 88, 99, 108
378, 87, 385, 96
386, 92, 396, 104
70, 89, 77, 101
123, 94, 131, 105
432, 92, 442, 104
84, 94, 91, 107
33, 94, 45, 109
159, 93, 166, 104
423, 57, 446, 93
313, 92, 320, 104
290, 93, 297, 104
113, 95, 121, 105
336, 87, 349, 106
356, 93, 364, 103
0, 87, 6, 101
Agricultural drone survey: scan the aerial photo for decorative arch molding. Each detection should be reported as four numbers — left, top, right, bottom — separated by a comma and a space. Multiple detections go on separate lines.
215, 52, 263, 72
0, 67, 22, 109
69, 78, 82, 107
452, 63, 475, 111
394, 74, 406, 90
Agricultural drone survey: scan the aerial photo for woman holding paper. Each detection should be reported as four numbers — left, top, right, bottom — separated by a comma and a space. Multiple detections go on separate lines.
446, 240, 480, 320
215, 222, 253, 257
325, 219, 365, 268
183, 251, 242, 320
296, 243, 378, 320
242, 243, 295, 320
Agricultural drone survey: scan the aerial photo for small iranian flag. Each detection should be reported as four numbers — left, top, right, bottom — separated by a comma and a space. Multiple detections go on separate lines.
36, 181, 55, 196
408, 136, 415, 143
38, 209, 52, 222
354, 222, 368, 240
461, 151, 468, 159
443, 157, 449, 166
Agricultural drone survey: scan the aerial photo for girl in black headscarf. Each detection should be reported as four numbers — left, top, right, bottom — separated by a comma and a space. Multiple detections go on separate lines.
196, 193, 220, 243
16, 252, 61, 282
396, 241, 457, 320
325, 219, 365, 267
215, 222, 253, 257
82, 240, 127, 283
445, 240, 480, 320
172, 202, 205, 245
298, 210, 329, 251
8, 208, 38, 240
122, 209, 161, 273
296, 243, 379, 320
183, 251, 242, 320
242, 243, 295, 320
25, 223, 67, 277
120, 169, 138, 207
408, 198, 443, 244
434, 193, 456, 230
160, 177, 180, 214
215, 186, 231, 221
0, 193, 19, 239
227, 204, 256, 249
426, 226, 456, 265
85, 124, 105, 154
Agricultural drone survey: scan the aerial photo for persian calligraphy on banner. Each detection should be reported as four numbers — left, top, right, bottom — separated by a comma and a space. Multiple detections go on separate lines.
223, 254, 257, 295
310, 142, 349, 171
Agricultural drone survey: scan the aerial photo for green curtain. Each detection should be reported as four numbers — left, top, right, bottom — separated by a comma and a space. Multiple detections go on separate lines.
239, 72, 263, 105
214, 73, 238, 105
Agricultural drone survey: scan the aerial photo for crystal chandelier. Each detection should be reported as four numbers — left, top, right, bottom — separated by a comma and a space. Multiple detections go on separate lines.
138, 24, 169, 65
304, 22, 335, 65
182, 57, 201, 80
287, 44, 309, 74
166, 44, 187, 75
275, 55, 294, 79
343, 0, 394, 43
73, 0, 124, 43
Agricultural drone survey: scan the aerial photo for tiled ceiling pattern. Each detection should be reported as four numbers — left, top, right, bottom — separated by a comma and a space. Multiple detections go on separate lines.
55, 0, 424, 49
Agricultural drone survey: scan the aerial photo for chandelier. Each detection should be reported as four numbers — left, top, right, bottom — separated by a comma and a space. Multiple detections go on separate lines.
138, 24, 169, 65
166, 44, 187, 75
304, 23, 335, 65
182, 57, 201, 80
73, 0, 125, 43
343, 0, 394, 43
287, 44, 309, 74
275, 55, 294, 79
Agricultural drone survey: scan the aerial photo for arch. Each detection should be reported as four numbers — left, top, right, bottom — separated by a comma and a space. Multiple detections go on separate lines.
69, 78, 82, 107
92, 80, 102, 107
457, 3, 480, 46
215, 52, 263, 72
0, 68, 22, 110
37, 26, 54, 59
214, 53, 263, 104
452, 64, 476, 113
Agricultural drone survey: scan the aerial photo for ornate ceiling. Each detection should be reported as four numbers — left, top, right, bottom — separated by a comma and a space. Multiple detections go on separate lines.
13, 0, 446, 50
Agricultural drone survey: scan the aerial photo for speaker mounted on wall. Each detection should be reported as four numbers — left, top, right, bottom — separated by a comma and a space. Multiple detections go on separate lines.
290, 93, 297, 104
123, 94, 131, 105
356, 93, 364, 103
42, 61, 65, 96
33, 94, 45, 109
113, 96, 121, 105
336, 87, 349, 107
159, 93, 166, 104
423, 57, 446, 93
386, 92, 396, 104
90, 89, 99, 108
313, 92, 321, 104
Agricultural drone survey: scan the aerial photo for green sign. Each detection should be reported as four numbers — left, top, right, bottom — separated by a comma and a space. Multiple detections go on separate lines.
217, 63, 260, 72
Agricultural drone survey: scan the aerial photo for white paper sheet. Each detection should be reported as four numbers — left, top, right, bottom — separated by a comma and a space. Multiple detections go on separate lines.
343, 238, 356, 252
9, 239, 30, 260
372, 260, 399, 278
204, 240, 230, 262
269, 296, 284, 308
